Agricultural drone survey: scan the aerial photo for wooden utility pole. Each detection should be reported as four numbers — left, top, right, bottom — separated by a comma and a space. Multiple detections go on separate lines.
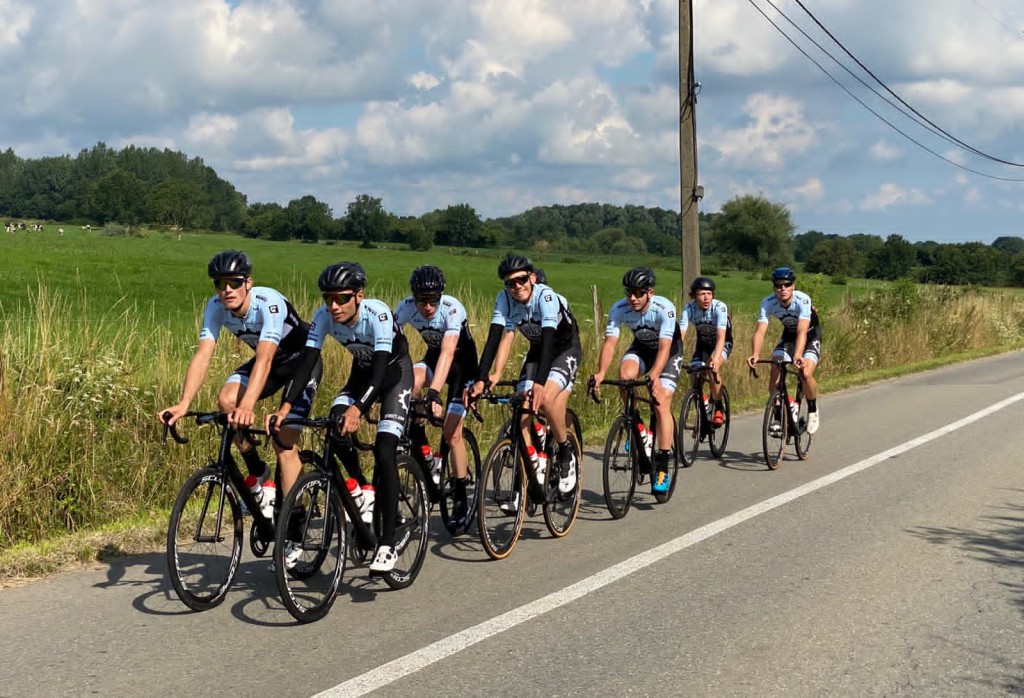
679, 0, 702, 288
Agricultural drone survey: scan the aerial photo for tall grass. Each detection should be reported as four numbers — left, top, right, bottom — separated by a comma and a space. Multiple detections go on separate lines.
3, 272, 1024, 551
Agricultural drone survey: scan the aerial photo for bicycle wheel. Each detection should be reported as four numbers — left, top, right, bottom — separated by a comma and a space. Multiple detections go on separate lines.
478, 437, 526, 560
566, 407, 583, 453
439, 428, 482, 535
762, 391, 786, 470
602, 416, 637, 519
794, 397, 814, 460
677, 391, 701, 467
653, 414, 680, 504
383, 455, 429, 590
166, 467, 243, 612
274, 471, 346, 623
544, 430, 583, 538
708, 385, 731, 459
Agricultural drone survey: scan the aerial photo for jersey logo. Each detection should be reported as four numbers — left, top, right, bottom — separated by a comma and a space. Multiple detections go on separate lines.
378, 312, 388, 321
543, 293, 553, 302
449, 308, 457, 315
668, 310, 675, 318
269, 305, 279, 313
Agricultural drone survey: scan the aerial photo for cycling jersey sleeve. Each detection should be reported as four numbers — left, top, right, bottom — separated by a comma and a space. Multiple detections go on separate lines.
490, 291, 513, 331
657, 301, 677, 340
198, 296, 223, 343
537, 289, 560, 330
715, 301, 730, 330
371, 306, 395, 352
256, 294, 286, 345
756, 299, 771, 324
678, 303, 692, 332
393, 297, 414, 329
445, 299, 466, 336
605, 302, 624, 338
305, 306, 331, 350
353, 350, 390, 413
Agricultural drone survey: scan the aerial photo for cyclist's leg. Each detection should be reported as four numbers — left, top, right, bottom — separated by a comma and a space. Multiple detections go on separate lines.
329, 385, 368, 487
370, 359, 412, 571
408, 357, 434, 450
801, 337, 822, 433
653, 354, 681, 451
709, 340, 731, 403
220, 358, 268, 480
619, 350, 643, 418
540, 345, 580, 492
443, 365, 470, 480
274, 353, 322, 497
516, 355, 540, 448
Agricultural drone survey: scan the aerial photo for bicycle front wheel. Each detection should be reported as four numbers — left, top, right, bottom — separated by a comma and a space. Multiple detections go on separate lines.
762, 391, 786, 470
439, 428, 482, 536
478, 438, 526, 560
677, 391, 701, 467
166, 467, 243, 612
794, 397, 813, 460
383, 455, 429, 590
602, 416, 637, 519
544, 430, 583, 538
275, 472, 346, 623
708, 385, 731, 459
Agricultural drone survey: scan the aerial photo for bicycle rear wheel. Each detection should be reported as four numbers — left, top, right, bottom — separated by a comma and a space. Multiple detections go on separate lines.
166, 467, 243, 611
708, 385, 731, 459
566, 407, 583, 453
478, 437, 526, 559
544, 430, 583, 538
762, 391, 786, 470
677, 391, 701, 467
602, 416, 636, 519
439, 428, 482, 535
383, 455, 429, 590
794, 396, 813, 460
275, 471, 346, 623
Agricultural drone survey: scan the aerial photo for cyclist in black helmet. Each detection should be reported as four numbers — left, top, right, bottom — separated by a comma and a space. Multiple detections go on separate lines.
679, 275, 733, 426
747, 267, 822, 435
158, 250, 322, 525
271, 261, 414, 574
394, 265, 479, 528
467, 254, 582, 500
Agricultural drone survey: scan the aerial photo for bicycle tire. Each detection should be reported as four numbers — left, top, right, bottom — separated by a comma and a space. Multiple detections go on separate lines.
166, 467, 243, 612
677, 391, 701, 467
439, 428, 482, 536
602, 416, 636, 519
653, 414, 680, 504
274, 471, 346, 623
794, 396, 813, 460
567, 407, 583, 454
544, 429, 583, 538
478, 437, 526, 560
708, 385, 731, 459
762, 390, 786, 470
383, 455, 429, 590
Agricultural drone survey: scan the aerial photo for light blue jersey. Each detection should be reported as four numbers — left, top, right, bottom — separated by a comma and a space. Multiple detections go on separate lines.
199, 286, 306, 356
605, 295, 680, 351
307, 298, 405, 368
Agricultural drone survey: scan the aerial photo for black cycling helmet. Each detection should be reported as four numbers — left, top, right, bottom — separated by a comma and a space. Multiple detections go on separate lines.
409, 265, 445, 295
771, 267, 796, 283
497, 253, 533, 279
533, 268, 547, 284
622, 267, 656, 290
208, 250, 252, 278
689, 276, 716, 294
318, 261, 367, 291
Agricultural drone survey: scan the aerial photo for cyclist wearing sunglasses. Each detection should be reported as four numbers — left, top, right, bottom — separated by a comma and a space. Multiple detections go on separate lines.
158, 250, 321, 501
747, 266, 821, 435
467, 254, 582, 495
679, 275, 733, 426
394, 265, 479, 526
271, 261, 413, 574
589, 267, 682, 494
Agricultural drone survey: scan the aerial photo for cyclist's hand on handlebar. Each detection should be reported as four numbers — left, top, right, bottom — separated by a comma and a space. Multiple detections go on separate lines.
337, 405, 362, 436
266, 406, 291, 434
465, 380, 485, 406
747, 355, 758, 370
158, 404, 187, 427
228, 406, 255, 429
529, 386, 545, 414
794, 356, 805, 370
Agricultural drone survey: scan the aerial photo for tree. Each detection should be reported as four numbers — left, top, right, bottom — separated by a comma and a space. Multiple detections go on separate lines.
437, 203, 482, 247
704, 194, 795, 270
286, 195, 332, 243
92, 169, 148, 227
145, 180, 209, 229
992, 236, 1024, 256
794, 230, 830, 263
805, 237, 861, 276
346, 194, 388, 248
868, 234, 916, 280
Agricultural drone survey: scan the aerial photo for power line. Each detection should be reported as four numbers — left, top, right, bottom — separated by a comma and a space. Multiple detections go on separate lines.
967, 0, 1024, 43
744, 0, 1024, 182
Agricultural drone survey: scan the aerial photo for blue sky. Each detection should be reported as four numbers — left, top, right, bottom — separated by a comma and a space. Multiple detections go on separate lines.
2, 0, 1024, 243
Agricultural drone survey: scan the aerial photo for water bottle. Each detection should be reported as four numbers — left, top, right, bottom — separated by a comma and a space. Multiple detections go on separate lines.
245, 475, 276, 520
419, 443, 433, 469
638, 423, 653, 459
787, 396, 800, 426
431, 451, 444, 487
536, 450, 548, 485
526, 444, 539, 470
533, 421, 549, 451
346, 478, 375, 525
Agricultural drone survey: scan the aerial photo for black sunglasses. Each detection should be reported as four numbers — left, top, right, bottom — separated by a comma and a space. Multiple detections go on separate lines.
504, 274, 531, 289
213, 277, 246, 291
415, 295, 441, 306
323, 291, 355, 305
773, 281, 794, 289
624, 287, 649, 299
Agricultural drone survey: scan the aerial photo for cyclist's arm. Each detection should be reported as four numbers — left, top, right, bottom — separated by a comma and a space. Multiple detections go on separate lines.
710, 327, 727, 367
592, 335, 618, 386
277, 346, 322, 417
648, 336, 673, 381
429, 333, 459, 394
161, 338, 216, 424
474, 322, 506, 388
534, 327, 556, 387
353, 350, 391, 414
792, 318, 810, 364
748, 321, 769, 367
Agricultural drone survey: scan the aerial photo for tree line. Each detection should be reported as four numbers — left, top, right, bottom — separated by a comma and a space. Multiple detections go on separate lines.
2, 144, 1023, 287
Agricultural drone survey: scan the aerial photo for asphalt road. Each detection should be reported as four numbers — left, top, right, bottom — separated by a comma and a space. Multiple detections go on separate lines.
3, 353, 1023, 697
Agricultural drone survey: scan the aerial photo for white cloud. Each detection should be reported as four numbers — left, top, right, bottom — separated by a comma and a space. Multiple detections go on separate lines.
859, 183, 933, 211
788, 178, 825, 203
707, 94, 821, 169
869, 141, 901, 162
409, 72, 441, 91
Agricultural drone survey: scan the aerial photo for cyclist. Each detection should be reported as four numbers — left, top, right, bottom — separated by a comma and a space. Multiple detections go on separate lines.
589, 267, 682, 494
467, 254, 582, 501
394, 265, 479, 528
679, 276, 733, 427
270, 262, 413, 574
747, 267, 821, 435
158, 250, 321, 510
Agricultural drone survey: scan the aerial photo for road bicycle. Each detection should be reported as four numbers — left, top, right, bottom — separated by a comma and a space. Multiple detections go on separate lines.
472, 380, 583, 560
589, 378, 679, 519
405, 396, 483, 536
162, 411, 284, 612
269, 413, 429, 623
750, 358, 813, 470
677, 362, 731, 466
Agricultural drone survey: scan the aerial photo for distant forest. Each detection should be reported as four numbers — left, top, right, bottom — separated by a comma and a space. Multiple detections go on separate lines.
3, 143, 1024, 286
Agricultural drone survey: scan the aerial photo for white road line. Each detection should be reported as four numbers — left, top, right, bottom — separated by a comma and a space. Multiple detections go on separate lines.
316, 390, 1024, 698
